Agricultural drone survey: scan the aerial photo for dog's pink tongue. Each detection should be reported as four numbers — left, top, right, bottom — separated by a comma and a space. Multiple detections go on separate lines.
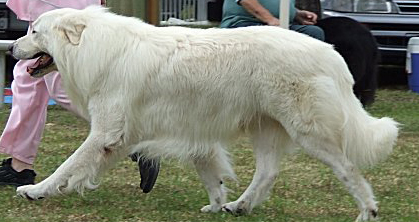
26, 59, 42, 75
26, 54, 51, 75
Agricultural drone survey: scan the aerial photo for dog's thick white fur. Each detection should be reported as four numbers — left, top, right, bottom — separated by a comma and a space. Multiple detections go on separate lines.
12, 7, 398, 221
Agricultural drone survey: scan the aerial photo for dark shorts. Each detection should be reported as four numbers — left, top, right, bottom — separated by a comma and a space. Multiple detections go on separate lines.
230, 21, 325, 41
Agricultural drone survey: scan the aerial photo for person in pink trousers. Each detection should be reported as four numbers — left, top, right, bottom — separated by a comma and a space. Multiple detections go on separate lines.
0, 0, 104, 187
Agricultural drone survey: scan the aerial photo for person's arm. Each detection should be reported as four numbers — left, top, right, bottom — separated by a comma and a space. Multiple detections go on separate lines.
238, 0, 280, 26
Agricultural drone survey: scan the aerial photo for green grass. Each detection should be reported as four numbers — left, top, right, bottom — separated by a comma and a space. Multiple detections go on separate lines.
0, 89, 418, 222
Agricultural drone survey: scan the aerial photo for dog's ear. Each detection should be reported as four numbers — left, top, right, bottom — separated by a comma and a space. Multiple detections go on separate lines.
57, 16, 86, 45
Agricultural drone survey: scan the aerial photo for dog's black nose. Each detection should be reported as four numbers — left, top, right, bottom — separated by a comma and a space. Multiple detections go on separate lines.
7, 43, 14, 54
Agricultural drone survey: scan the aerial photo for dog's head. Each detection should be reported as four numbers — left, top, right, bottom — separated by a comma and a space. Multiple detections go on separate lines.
10, 6, 104, 77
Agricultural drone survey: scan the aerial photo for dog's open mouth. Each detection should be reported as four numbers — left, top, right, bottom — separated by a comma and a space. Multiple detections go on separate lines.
26, 53, 57, 77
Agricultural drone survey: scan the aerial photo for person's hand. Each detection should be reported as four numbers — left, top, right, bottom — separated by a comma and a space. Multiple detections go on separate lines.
266, 17, 280, 26
101, 0, 106, 6
295, 10, 317, 25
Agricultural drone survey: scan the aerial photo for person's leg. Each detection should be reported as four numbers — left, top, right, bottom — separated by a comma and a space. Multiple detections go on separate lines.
0, 59, 50, 167
229, 21, 264, 28
0, 59, 50, 186
290, 24, 325, 41
230, 22, 324, 42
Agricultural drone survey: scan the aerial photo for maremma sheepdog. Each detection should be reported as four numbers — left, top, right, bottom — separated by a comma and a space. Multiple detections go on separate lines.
10, 6, 398, 221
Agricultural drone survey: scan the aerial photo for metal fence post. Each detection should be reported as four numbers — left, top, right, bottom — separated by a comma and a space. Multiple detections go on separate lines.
196, 0, 208, 21
280, 0, 290, 29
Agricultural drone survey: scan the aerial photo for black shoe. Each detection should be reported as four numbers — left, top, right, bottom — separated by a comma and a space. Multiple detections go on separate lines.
138, 158, 160, 193
0, 158, 36, 187
130, 154, 160, 193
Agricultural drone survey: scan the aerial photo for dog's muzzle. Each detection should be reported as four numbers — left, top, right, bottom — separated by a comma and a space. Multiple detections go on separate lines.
8, 42, 56, 77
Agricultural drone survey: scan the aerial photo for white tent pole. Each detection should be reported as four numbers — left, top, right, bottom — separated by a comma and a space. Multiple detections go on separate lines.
280, 0, 289, 29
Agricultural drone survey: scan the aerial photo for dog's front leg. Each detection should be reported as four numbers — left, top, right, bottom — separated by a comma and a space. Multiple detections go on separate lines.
17, 131, 125, 200
17, 96, 126, 200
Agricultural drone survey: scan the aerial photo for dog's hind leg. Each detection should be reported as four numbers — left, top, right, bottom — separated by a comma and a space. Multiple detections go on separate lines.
222, 117, 293, 215
195, 144, 234, 213
299, 136, 378, 221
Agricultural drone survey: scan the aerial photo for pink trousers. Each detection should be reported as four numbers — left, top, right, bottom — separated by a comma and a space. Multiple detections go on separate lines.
0, 0, 101, 165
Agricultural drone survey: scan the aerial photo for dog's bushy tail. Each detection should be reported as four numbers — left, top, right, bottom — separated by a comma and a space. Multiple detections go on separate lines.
342, 113, 399, 168
337, 68, 399, 168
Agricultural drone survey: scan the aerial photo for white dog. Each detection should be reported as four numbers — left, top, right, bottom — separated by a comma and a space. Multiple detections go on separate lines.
11, 6, 398, 221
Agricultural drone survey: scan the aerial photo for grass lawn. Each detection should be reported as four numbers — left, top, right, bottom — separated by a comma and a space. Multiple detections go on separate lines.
0, 88, 418, 222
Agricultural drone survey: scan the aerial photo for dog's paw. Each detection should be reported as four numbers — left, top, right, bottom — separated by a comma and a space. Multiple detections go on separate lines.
221, 200, 251, 216
200, 204, 221, 213
16, 184, 46, 201
356, 209, 378, 222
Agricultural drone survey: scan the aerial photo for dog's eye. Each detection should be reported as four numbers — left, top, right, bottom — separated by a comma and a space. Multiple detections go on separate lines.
32, 30, 37, 34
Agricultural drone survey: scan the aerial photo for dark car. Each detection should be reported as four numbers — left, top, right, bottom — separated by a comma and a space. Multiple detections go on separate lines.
0, 0, 29, 83
320, 0, 419, 84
